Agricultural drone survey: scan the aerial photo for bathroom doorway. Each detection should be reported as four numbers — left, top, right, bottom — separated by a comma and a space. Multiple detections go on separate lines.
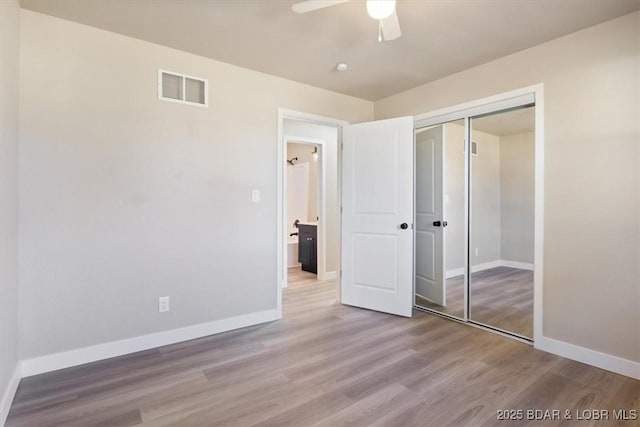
279, 113, 344, 298
286, 140, 321, 286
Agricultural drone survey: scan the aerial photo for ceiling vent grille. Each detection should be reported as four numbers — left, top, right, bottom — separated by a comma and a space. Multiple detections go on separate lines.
158, 70, 208, 107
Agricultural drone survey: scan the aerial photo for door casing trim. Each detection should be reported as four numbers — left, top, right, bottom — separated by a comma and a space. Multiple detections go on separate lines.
277, 109, 348, 317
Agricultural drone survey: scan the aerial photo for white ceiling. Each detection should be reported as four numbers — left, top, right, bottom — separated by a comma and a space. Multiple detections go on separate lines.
473, 107, 535, 136
20, 0, 640, 101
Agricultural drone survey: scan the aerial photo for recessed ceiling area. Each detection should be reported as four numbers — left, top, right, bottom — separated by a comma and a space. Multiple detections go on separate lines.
20, 0, 640, 101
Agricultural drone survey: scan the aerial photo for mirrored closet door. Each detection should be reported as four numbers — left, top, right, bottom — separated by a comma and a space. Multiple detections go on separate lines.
414, 101, 535, 341
469, 106, 535, 339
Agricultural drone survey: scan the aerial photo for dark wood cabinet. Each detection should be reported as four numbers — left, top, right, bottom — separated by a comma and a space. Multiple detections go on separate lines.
297, 224, 317, 274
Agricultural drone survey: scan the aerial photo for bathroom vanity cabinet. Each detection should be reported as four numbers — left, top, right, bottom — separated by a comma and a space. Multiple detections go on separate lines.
297, 224, 317, 274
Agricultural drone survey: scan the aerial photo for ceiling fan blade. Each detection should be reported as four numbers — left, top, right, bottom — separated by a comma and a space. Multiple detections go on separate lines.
381, 9, 401, 41
292, 0, 351, 14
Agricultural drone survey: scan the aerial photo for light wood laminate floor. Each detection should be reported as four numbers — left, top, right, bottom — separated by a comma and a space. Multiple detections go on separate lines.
416, 267, 533, 338
287, 266, 324, 288
7, 273, 638, 426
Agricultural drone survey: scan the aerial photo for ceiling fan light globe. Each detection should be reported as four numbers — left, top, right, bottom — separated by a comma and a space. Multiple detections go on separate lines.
366, 0, 396, 20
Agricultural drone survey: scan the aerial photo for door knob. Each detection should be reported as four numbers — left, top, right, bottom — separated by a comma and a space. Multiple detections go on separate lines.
433, 221, 441, 227
400, 223, 408, 230
442, 221, 448, 227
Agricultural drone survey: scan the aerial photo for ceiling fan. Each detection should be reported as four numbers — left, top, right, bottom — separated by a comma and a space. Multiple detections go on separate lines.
292, 0, 401, 42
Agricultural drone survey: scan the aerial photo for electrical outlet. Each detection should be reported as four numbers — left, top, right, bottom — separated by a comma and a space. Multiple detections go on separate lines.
158, 296, 170, 312
475, 248, 479, 257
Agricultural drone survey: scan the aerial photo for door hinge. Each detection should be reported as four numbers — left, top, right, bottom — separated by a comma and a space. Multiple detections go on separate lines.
340, 206, 343, 214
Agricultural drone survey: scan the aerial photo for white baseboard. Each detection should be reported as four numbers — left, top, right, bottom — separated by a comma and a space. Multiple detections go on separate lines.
321, 271, 337, 280
21, 309, 280, 378
536, 336, 640, 380
445, 259, 534, 278
445, 267, 464, 279
1, 363, 21, 427
500, 260, 534, 270
442, 259, 638, 380
445, 260, 501, 278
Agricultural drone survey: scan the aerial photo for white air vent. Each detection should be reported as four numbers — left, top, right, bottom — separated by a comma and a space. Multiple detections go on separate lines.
158, 70, 208, 107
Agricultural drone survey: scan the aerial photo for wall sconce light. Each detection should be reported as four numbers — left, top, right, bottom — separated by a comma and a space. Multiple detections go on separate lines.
312, 146, 318, 162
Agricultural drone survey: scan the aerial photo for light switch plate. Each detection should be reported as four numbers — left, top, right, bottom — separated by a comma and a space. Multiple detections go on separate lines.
251, 189, 261, 203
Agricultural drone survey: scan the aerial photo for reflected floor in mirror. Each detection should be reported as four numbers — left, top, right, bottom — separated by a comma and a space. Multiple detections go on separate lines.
416, 266, 533, 338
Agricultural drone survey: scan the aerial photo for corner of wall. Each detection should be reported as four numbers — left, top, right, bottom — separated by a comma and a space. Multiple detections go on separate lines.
0, 0, 22, 424
0, 364, 21, 427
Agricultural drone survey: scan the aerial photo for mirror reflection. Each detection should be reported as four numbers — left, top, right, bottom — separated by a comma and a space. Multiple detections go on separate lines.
414, 119, 465, 319
469, 106, 535, 338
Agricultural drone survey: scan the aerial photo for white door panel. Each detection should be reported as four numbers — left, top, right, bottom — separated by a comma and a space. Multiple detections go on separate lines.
342, 116, 414, 317
353, 233, 398, 291
415, 126, 445, 306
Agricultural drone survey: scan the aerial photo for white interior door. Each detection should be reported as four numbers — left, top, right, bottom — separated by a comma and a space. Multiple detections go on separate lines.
341, 116, 414, 317
415, 126, 445, 305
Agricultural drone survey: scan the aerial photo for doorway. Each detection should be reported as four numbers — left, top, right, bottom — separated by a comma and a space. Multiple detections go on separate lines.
285, 139, 322, 286
276, 110, 346, 316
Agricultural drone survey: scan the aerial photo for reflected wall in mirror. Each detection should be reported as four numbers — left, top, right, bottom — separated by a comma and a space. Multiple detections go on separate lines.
469, 106, 535, 338
415, 119, 465, 319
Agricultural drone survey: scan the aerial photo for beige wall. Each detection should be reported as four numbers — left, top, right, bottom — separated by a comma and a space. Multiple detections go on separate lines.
0, 0, 21, 419
443, 124, 535, 272
18, 10, 372, 360
471, 130, 502, 267
500, 132, 535, 264
443, 122, 503, 271
376, 12, 640, 362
